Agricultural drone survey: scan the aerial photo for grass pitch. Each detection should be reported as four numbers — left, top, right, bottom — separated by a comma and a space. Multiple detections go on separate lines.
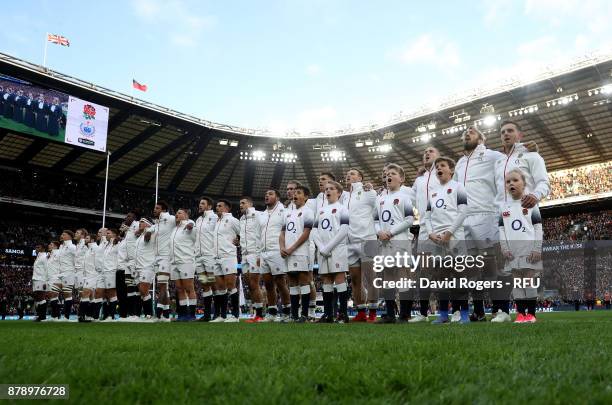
0, 312, 611, 404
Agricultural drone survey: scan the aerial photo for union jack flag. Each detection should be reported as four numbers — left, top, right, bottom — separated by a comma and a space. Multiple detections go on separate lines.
47, 34, 70, 47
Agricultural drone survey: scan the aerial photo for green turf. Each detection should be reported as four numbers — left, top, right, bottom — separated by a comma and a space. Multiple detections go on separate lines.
0, 312, 611, 404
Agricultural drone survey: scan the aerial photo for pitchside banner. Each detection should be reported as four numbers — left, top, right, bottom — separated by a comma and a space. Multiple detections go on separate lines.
0, 73, 109, 152
64, 96, 109, 152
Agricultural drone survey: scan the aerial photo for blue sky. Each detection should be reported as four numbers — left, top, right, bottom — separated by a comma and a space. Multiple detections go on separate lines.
1, 0, 611, 134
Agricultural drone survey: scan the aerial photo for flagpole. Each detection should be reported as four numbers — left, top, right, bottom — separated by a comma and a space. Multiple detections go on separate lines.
102, 151, 111, 228
154, 162, 161, 205
43, 33, 48, 67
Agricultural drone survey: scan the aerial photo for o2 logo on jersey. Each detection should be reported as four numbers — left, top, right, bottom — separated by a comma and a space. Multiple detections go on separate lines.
511, 219, 526, 232
435, 199, 447, 209
286, 221, 297, 234
321, 218, 332, 231
381, 210, 395, 225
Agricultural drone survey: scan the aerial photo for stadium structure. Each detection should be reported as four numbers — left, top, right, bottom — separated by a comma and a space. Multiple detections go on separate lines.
1, 51, 612, 210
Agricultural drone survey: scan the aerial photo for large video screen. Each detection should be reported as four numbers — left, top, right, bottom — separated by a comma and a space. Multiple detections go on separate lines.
0, 74, 109, 152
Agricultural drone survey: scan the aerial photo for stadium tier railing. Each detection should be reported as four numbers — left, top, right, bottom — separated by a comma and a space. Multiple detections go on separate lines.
0, 196, 123, 219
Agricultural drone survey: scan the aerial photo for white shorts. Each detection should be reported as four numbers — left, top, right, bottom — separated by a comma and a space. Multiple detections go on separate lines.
241, 254, 259, 274
58, 273, 75, 287
347, 241, 376, 267
260, 251, 286, 276
464, 213, 499, 250
32, 280, 47, 292
195, 256, 215, 275
135, 267, 155, 284
286, 255, 310, 272
154, 256, 170, 274
97, 272, 116, 289
74, 272, 83, 289
171, 263, 196, 281
82, 275, 98, 290
213, 257, 238, 276
318, 247, 348, 275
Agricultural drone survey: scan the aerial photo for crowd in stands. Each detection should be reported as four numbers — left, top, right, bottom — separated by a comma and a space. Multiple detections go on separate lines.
546, 161, 612, 201
2, 160, 612, 217
542, 210, 612, 241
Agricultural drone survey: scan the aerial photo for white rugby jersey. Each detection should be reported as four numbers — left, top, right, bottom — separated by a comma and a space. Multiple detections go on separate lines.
259, 202, 285, 252
315, 191, 349, 213
213, 213, 240, 259
240, 207, 262, 256
313, 201, 349, 255
498, 199, 543, 270
375, 189, 415, 240
102, 241, 119, 273
117, 239, 129, 271
151, 211, 176, 257
454, 144, 504, 215
74, 239, 87, 272
58, 240, 76, 275
32, 252, 47, 281
412, 164, 441, 225
283, 205, 314, 256
195, 210, 218, 258
425, 180, 468, 236
84, 243, 97, 277
125, 221, 139, 263
344, 182, 377, 243
169, 220, 196, 264
494, 143, 550, 212
94, 238, 108, 272
46, 249, 60, 279
135, 233, 155, 270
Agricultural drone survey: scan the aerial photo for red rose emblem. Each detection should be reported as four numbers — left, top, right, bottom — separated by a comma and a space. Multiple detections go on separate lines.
393, 199, 399, 205
522, 208, 528, 215
447, 188, 452, 194
502, 211, 510, 217
332, 208, 337, 214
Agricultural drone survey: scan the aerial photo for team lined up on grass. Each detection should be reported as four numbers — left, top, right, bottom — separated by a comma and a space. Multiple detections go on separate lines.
30, 120, 549, 324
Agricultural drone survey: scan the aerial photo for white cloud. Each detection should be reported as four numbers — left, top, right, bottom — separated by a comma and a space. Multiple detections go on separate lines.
391, 34, 461, 69
131, 0, 216, 48
482, 0, 515, 26
306, 64, 321, 76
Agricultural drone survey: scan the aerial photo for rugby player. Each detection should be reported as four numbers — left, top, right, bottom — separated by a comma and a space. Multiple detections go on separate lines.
195, 197, 218, 321
280, 185, 314, 322
211, 199, 241, 322
169, 208, 197, 321
313, 181, 350, 323
146, 201, 175, 320
239, 196, 265, 322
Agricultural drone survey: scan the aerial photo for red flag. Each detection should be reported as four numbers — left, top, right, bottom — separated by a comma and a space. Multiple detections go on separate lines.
47, 33, 70, 47
132, 79, 147, 92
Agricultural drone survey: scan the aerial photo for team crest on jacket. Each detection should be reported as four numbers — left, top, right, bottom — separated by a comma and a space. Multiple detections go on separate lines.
332, 208, 337, 214
522, 208, 529, 215
502, 211, 510, 217
320, 211, 324, 215
447, 188, 452, 194
432, 193, 437, 197
393, 199, 399, 205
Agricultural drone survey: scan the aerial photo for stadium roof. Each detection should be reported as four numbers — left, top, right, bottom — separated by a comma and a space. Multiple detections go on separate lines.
1, 51, 612, 199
